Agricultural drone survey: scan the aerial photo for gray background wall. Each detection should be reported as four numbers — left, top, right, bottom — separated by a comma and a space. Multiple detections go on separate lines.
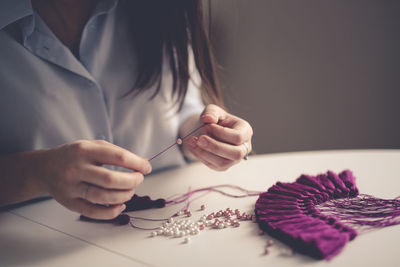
207, 0, 400, 154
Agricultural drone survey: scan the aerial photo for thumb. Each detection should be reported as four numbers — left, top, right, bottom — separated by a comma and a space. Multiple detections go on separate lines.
200, 104, 226, 124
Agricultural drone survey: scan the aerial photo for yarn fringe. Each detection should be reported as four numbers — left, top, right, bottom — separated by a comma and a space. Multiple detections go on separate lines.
255, 170, 400, 260
317, 194, 400, 232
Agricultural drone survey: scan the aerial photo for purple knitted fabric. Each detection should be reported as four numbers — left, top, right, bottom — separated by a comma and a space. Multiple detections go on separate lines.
255, 170, 358, 260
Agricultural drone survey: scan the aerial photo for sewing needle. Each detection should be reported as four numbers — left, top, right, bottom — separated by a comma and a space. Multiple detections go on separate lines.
148, 124, 205, 162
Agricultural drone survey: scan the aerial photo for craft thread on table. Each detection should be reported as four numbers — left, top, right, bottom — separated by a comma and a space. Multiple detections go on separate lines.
82, 185, 263, 243
80, 170, 400, 260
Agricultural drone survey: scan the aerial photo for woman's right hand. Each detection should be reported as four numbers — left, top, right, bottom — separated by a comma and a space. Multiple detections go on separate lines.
38, 140, 152, 220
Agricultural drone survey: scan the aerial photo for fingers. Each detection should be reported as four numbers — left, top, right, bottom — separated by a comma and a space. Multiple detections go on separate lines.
72, 140, 152, 174
46, 140, 152, 220
72, 198, 126, 220
203, 123, 252, 146
196, 135, 248, 161
78, 182, 135, 205
186, 104, 253, 171
82, 165, 144, 190
186, 137, 235, 171
92, 144, 152, 174
200, 104, 226, 124
200, 105, 253, 146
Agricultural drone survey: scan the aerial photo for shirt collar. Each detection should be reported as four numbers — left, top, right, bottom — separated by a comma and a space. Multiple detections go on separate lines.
0, 0, 118, 31
0, 0, 33, 30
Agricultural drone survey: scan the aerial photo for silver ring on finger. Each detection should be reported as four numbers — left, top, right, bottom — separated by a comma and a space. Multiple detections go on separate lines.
242, 142, 249, 160
82, 183, 90, 200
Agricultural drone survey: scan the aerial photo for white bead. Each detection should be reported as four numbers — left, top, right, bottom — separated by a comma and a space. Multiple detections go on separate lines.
218, 223, 225, 229
168, 217, 174, 223
184, 237, 190, 244
150, 231, 157, 237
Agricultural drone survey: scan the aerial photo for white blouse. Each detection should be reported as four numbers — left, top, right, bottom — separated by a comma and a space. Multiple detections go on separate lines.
0, 0, 204, 172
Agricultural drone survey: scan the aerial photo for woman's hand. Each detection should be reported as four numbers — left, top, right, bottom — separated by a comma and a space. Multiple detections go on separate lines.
185, 104, 253, 171
39, 140, 151, 219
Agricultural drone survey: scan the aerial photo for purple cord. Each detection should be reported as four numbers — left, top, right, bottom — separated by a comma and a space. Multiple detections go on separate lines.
121, 184, 262, 227
165, 184, 262, 206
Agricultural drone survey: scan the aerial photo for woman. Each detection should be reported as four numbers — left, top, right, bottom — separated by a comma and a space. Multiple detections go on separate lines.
0, 0, 253, 219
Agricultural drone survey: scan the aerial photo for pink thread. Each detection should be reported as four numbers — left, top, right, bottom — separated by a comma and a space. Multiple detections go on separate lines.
165, 184, 261, 206
114, 185, 262, 227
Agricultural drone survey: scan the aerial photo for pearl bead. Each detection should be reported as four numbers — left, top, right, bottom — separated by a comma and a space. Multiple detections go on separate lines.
184, 237, 190, 244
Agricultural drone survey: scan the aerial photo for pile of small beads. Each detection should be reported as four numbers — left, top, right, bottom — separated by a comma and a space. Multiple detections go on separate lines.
147, 206, 257, 243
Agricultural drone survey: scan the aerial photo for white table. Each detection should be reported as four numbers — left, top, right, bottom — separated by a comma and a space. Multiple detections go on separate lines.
1, 150, 400, 267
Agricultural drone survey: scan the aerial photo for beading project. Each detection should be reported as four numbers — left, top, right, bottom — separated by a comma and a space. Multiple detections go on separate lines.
80, 170, 400, 260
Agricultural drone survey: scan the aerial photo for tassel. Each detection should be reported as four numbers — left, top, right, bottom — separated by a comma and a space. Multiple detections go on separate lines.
255, 170, 400, 260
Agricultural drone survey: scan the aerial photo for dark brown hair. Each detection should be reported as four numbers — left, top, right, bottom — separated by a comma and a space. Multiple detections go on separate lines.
125, 0, 223, 109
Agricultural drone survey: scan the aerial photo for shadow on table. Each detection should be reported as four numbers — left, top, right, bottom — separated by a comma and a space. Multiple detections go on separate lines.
0, 196, 52, 212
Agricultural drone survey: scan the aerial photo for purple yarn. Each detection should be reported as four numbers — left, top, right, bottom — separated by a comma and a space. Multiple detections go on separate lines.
255, 170, 400, 260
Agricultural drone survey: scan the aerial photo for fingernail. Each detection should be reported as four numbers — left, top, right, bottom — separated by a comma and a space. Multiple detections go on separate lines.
198, 137, 208, 148
146, 164, 152, 174
120, 204, 126, 211
201, 114, 217, 121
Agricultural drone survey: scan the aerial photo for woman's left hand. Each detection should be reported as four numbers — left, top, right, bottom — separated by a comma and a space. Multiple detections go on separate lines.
185, 104, 253, 171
